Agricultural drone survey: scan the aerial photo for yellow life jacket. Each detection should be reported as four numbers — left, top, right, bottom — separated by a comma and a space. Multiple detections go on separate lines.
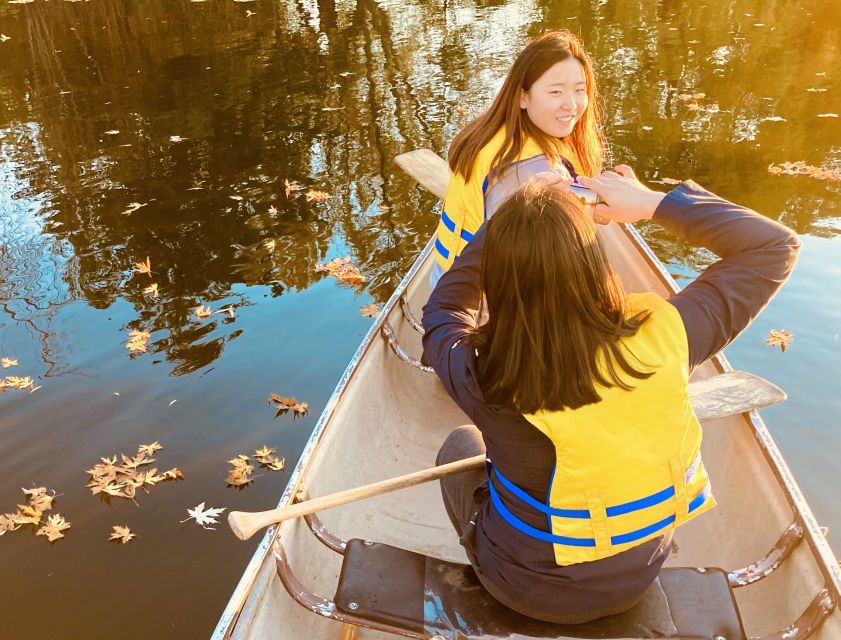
486, 292, 716, 566
433, 129, 582, 272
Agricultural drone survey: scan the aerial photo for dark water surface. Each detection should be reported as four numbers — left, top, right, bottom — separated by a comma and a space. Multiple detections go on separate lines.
0, 1, 839, 638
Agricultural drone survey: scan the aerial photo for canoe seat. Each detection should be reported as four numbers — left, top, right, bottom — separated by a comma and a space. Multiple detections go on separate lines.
334, 538, 746, 639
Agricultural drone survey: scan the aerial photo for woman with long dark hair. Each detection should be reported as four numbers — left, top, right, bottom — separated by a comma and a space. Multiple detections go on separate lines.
430, 30, 606, 288
422, 167, 800, 623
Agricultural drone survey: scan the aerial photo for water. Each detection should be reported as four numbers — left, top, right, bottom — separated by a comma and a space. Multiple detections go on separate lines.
0, 1, 838, 638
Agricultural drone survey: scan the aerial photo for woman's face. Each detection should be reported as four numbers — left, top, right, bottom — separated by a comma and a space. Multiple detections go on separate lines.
520, 57, 588, 139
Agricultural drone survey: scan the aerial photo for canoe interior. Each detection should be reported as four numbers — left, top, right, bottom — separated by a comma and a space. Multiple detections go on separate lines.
223, 223, 840, 639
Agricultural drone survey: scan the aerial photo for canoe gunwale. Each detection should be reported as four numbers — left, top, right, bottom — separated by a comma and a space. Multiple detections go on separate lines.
621, 221, 841, 603
211, 238, 437, 640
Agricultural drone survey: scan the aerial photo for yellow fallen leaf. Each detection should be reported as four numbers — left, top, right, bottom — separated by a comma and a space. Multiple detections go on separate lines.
109, 525, 136, 544
284, 179, 302, 197
2, 357, 18, 368
268, 205, 278, 215
3, 376, 34, 390
359, 303, 380, 318
126, 330, 151, 353
138, 441, 163, 456
765, 329, 794, 353
305, 190, 331, 203
36, 514, 70, 542
22, 487, 55, 512
195, 305, 212, 319
134, 257, 153, 276
143, 283, 159, 298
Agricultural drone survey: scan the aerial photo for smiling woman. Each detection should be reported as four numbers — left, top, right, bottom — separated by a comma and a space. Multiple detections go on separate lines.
428, 30, 606, 289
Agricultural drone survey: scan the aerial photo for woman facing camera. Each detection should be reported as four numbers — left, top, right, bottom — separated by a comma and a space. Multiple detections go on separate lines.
422, 167, 800, 623
430, 29, 606, 288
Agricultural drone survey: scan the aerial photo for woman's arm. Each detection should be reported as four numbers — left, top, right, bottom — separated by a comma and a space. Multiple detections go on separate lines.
652, 181, 801, 369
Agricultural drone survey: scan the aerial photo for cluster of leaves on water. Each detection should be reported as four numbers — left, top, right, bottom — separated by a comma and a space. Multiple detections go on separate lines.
768, 161, 841, 183
0, 487, 69, 543
677, 92, 720, 114
226, 446, 286, 487
269, 393, 309, 418
1, 356, 40, 393
315, 256, 367, 287
766, 329, 794, 353
86, 442, 182, 501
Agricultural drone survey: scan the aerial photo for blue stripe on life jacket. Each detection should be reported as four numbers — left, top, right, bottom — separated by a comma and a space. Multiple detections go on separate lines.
440, 210, 476, 244
486, 461, 710, 548
435, 237, 450, 260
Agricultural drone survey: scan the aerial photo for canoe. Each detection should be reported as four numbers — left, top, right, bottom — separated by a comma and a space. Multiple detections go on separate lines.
212, 151, 841, 640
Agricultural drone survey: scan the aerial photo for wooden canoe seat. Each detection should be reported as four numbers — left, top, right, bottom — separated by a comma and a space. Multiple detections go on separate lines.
334, 539, 746, 639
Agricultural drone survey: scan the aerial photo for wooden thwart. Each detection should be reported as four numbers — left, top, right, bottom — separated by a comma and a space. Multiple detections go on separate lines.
228, 371, 784, 541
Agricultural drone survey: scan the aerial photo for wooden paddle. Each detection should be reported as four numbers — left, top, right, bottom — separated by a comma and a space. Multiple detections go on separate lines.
228, 370, 784, 541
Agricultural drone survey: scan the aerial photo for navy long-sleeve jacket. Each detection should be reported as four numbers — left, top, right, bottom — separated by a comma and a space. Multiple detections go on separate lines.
421, 181, 800, 616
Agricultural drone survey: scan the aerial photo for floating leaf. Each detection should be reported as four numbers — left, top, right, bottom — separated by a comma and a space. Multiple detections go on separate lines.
22, 487, 55, 513
254, 446, 286, 471
817, 113, 839, 118
2, 357, 18, 369
267, 205, 278, 215
36, 514, 70, 542
195, 305, 213, 319
268, 393, 309, 418
3, 376, 34, 390
765, 329, 794, 353
359, 303, 380, 318
305, 189, 331, 203
807, 87, 828, 93
134, 257, 153, 276
314, 256, 367, 286
126, 330, 151, 353
229, 195, 243, 201
143, 283, 159, 298
678, 92, 706, 101
0, 513, 17, 536
181, 502, 226, 529
104, 129, 120, 136
109, 525, 136, 544
122, 202, 146, 215
284, 179, 302, 197
160, 467, 183, 481
138, 442, 163, 456
169, 135, 186, 143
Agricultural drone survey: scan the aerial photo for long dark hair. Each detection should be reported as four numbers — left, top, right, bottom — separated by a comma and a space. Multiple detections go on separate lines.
449, 30, 605, 182
473, 182, 652, 413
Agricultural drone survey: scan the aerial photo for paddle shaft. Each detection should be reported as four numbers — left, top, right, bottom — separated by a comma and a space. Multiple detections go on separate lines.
228, 371, 784, 540
228, 453, 485, 540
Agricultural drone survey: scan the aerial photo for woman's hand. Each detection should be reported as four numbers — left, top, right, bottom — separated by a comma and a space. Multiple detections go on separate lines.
577, 165, 667, 224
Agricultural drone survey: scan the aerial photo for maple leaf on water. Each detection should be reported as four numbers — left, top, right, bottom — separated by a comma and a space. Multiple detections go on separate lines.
138, 441, 163, 456
226, 455, 255, 487
284, 179, 303, 198
766, 329, 794, 353
195, 305, 213, 319
161, 467, 184, 481
268, 393, 309, 418
267, 205, 278, 215
109, 525, 136, 544
126, 330, 151, 353
2, 357, 19, 369
314, 256, 367, 287
181, 502, 226, 530
3, 376, 34, 390
36, 514, 70, 542
143, 283, 159, 298
254, 446, 286, 471
22, 487, 55, 513
359, 303, 380, 318
0, 513, 18, 536
134, 257, 153, 276
305, 189, 331, 203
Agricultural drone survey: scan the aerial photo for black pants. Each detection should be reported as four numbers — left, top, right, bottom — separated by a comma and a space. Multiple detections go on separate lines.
435, 425, 664, 624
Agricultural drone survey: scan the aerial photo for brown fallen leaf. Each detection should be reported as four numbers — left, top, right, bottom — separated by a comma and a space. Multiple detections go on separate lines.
0, 513, 17, 536
36, 514, 70, 542
126, 330, 151, 353
268, 393, 309, 418
143, 283, 159, 298
110, 525, 136, 544
765, 329, 794, 353
315, 256, 367, 286
284, 179, 302, 198
305, 189, 331, 203
225, 455, 255, 487
10, 504, 42, 527
195, 305, 213, 319
359, 303, 380, 318
134, 257, 153, 277
138, 441, 163, 456
22, 487, 55, 513
161, 467, 184, 481
2, 357, 19, 369
3, 376, 34, 390
254, 446, 285, 471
